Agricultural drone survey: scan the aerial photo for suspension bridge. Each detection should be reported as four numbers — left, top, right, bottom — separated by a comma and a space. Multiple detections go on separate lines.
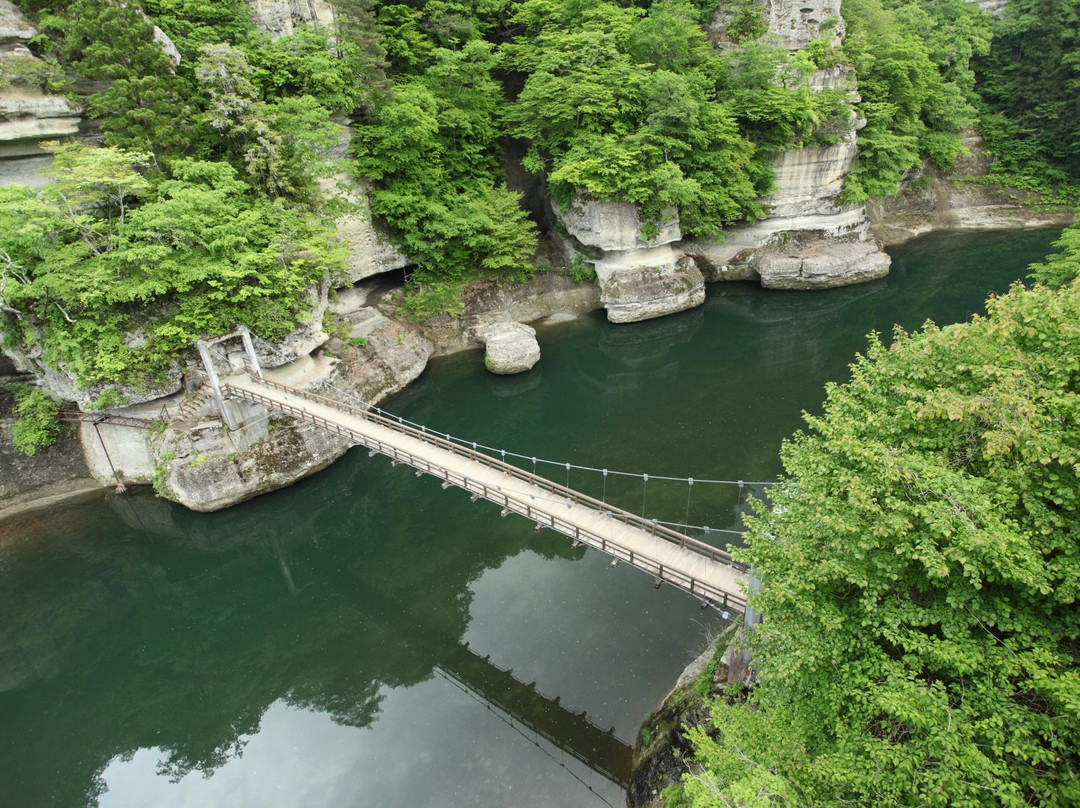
222, 371, 753, 611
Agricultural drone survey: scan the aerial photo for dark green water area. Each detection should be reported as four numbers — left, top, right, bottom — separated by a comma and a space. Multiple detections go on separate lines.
0, 229, 1060, 807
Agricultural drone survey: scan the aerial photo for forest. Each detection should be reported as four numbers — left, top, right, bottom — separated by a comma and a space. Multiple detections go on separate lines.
1, 1, 1079, 803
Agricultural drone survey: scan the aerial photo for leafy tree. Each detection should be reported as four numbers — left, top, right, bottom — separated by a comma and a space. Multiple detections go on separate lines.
974, 0, 1080, 194
11, 386, 62, 456
196, 43, 338, 197
0, 145, 343, 385
841, 0, 990, 201
352, 40, 537, 282
1029, 214, 1080, 287
503, 0, 767, 237
677, 276, 1080, 806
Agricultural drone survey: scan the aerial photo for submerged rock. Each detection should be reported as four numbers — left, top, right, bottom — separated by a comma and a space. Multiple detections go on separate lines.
473, 322, 540, 374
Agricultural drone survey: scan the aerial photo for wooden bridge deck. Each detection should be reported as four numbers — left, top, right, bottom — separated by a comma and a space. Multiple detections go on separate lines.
223, 374, 749, 611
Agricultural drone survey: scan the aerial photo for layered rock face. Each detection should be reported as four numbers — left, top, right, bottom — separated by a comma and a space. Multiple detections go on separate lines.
248, 0, 334, 37
0, 2, 80, 171
765, 0, 845, 49
552, 197, 705, 322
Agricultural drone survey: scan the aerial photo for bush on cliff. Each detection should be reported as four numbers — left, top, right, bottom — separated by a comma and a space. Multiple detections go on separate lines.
674, 272, 1080, 805
0, 145, 343, 386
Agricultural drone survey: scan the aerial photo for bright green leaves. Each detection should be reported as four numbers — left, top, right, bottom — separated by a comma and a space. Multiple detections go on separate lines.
352, 39, 537, 282
1029, 214, 1080, 287
841, 0, 989, 201
502, 0, 767, 238
687, 278, 1080, 806
0, 146, 342, 385
10, 386, 62, 457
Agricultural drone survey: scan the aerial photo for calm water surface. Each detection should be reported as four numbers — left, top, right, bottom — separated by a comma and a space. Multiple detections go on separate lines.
0, 229, 1059, 807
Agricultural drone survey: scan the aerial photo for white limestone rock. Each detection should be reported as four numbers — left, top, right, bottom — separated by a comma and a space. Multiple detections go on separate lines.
593, 246, 705, 323
0, 87, 80, 157
473, 322, 541, 375
765, 136, 859, 219
318, 124, 411, 283
754, 236, 891, 289
965, 0, 1007, 15
152, 25, 181, 66
0, 1, 34, 45
248, 0, 334, 37
333, 182, 412, 283
553, 196, 681, 252
765, 0, 845, 50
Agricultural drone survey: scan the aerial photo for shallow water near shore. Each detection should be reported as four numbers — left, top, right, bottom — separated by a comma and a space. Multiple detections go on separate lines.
0, 228, 1060, 807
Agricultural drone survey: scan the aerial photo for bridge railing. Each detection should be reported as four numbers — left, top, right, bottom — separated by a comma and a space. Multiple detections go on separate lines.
246, 376, 747, 569
224, 377, 748, 610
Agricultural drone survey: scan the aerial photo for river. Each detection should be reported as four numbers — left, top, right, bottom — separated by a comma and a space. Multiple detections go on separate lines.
0, 229, 1060, 807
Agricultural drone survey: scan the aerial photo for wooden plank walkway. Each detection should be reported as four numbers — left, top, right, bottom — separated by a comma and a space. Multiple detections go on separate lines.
223, 374, 750, 611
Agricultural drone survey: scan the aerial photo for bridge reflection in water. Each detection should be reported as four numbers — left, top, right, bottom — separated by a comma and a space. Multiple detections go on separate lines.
440, 642, 631, 789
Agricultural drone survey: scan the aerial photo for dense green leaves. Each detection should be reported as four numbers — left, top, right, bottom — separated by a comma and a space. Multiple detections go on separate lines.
10, 386, 62, 456
678, 272, 1080, 806
352, 40, 537, 282
974, 0, 1080, 195
0, 146, 343, 384
502, 0, 778, 237
841, 0, 990, 201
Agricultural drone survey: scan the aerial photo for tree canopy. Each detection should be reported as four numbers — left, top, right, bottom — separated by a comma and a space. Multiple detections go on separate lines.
673, 266, 1080, 806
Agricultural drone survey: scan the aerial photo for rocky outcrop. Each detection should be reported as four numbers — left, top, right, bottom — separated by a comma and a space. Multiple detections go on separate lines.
765, 0, 845, 50
0, 86, 80, 157
551, 197, 705, 322
866, 131, 1076, 246
554, 197, 681, 252
331, 178, 412, 283
319, 123, 412, 283
248, 0, 334, 37
0, 1, 34, 45
754, 233, 891, 289
0, 1, 81, 182
966, 0, 1007, 15
154, 413, 350, 512
412, 271, 600, 356
595, 248, 706, 323
473, 322, 541, 374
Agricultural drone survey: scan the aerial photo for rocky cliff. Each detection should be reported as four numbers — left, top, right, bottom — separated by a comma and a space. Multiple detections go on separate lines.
0, 1, 80, 180
554, 6, 891, 317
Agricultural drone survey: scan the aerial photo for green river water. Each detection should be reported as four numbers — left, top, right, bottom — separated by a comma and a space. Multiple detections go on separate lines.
0, 229, 1061, 807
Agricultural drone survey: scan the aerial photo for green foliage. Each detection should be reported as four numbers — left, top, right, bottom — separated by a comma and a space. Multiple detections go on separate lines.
11, 386, 61, 457
353, 40, 537, 279
0, 145, 343, 386
88, 387, 126, 411
0, 53, 69, 93
1029, 215, 1080, 287
397, 277, 466, 321
841, 0, 991, 201
569, 255, 597, 284
974, 0, 1080, 194
502, 0, 770, 238
683, 277, 1080, 806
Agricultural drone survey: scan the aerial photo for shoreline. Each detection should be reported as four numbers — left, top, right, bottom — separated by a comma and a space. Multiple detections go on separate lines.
1, 198, 1072, 520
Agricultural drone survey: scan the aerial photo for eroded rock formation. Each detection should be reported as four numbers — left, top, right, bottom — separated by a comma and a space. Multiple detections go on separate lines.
473, 322, 541, 374
0, 2, 80, 173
